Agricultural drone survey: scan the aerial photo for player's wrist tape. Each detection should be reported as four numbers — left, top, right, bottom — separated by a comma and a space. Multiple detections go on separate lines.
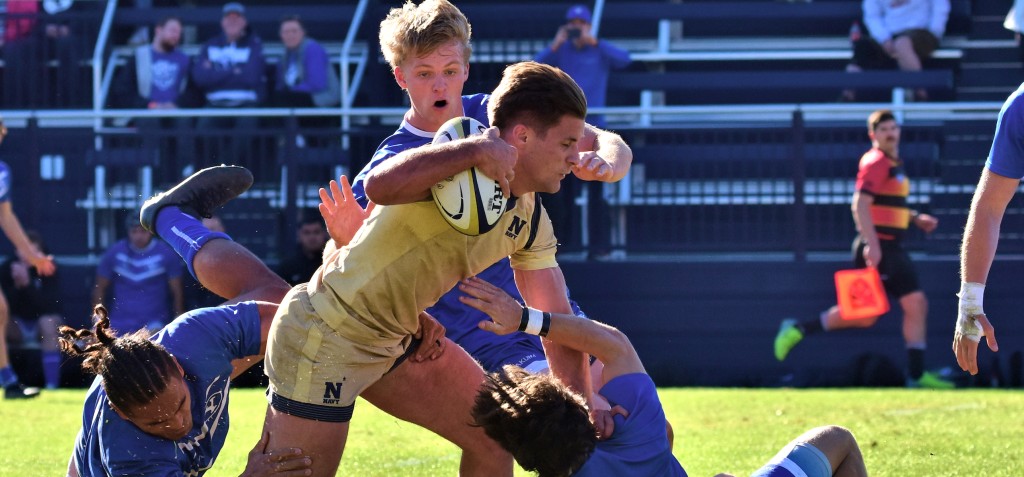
956, 282, 986, 342
958, 282, 985, 314
519, 307, 551, 337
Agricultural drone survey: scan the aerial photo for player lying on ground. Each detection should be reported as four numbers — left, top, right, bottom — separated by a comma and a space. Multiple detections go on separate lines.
461, 276, 868, 477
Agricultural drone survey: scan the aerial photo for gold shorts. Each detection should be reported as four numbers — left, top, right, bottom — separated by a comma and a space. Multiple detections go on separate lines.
265, 284, 412, 418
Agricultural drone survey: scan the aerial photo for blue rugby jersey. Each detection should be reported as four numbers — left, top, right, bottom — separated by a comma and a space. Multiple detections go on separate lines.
72, 302, 262, 477
0, 161, 12, 203
573, 373, 687, 476
353, 93, 580, 372
986, 83, 1024, 179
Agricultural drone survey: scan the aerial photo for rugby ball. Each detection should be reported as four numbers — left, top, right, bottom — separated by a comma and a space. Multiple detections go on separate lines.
430, 117, 508, 236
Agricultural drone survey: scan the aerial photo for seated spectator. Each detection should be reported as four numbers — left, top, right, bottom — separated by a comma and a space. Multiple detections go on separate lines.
111, 16, 192, 169
275, 211, 328, 286
191, 2, 265, 165
272, 15, 339, 110
1, 230, 64, 390
272, 14, 340, 145
92, 214, 185, 334
843, 0, 950, 102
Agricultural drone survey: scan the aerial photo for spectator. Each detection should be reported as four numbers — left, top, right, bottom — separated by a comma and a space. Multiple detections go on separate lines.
1, 230, 64, 390
275, 212, 327, 286
1004, 1, 1024, 66
843, 0, 950, 102
112, 16, 192, 168
92, 214, 185, 334
191, 2, 265, 164
272, 14, 340, 145
0, 115, 57, 399
535, 4, 630, 259
272, 15, 339, 110
774, 109, 953, 389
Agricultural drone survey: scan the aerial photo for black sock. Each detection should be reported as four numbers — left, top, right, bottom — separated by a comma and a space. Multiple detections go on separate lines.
797, 318, 823, 336
908, 348, 925, 380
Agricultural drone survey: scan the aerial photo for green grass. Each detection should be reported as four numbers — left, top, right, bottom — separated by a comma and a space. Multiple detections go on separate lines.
3, 387, 1023, 476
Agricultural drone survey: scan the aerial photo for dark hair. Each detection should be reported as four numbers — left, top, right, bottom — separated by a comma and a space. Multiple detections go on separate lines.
280, 14, 303, 28
472, 366, 596, 477
155, 16, 181, 29
58, 305, 179, 412
868, 109, 897, 132
488, 61, 587, 138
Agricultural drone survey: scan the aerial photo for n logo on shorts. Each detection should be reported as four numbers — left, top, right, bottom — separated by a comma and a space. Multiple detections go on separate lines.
323, 381, 344, 404
505, 216, 527, 239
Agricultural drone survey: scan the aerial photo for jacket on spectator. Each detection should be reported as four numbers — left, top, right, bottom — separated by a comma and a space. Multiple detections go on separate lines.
276, 38, 339, 107
112, 45, 190, 109
191, 31, 265, 106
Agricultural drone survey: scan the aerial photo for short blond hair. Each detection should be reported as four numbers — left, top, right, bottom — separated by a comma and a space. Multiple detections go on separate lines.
378, 0, 472, 71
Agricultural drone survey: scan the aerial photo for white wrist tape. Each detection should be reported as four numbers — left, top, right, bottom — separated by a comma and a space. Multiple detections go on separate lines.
956, 282, 986, 343
518, 307, 551, 336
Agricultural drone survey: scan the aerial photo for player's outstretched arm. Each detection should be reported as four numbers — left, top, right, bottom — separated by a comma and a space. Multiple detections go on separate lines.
459, 276, 644, 382
364, 127, 517, 204
955, 168, 1016, 373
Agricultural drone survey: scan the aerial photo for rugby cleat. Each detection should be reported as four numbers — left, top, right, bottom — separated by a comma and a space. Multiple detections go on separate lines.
140, 165, 253, 233
908, 371, 955, 390
773, 318, 804, 362
4, 383, 41, 399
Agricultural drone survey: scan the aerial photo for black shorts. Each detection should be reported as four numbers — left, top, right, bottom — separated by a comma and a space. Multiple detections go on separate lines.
852, 236, 920, 299
851, 28, 939, 70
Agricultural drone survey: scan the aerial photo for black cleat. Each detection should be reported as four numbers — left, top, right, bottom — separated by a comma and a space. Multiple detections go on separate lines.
4, 383, 41, 399
140, 165, 253, 233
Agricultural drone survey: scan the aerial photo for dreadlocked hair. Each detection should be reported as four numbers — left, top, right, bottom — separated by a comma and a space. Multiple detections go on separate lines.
58, 304, 178, 411
471, 365, 596, 477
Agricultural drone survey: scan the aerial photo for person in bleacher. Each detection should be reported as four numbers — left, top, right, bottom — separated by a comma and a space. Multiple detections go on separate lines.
191, 2, 265, 164
774, 109, 954, 389
111, 16, 193, 168
535, 4, 631, 259
271, 14, 339, 144
843, 0, 950, 102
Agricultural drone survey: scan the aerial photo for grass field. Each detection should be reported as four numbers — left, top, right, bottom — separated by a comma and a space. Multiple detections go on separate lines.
2, 387, 1022, 476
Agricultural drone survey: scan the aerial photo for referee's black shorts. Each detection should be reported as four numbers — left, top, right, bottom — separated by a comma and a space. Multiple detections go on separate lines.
852, 236, 921, 299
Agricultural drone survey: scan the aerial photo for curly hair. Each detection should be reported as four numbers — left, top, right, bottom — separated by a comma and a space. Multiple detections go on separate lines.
472, 365, 596, 477
58, 305, 178, 412
378, 0, 472, 71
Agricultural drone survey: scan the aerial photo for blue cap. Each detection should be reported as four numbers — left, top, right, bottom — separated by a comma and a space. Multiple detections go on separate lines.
566, 4, 592, 23
223, 2, 245, 16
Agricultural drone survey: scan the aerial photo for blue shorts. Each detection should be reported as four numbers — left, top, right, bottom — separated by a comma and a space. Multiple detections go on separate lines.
750, 442, 832, 477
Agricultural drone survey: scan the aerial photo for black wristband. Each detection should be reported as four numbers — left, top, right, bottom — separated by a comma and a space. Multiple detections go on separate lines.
538, 312, 551, 337
518, 306, 530, 332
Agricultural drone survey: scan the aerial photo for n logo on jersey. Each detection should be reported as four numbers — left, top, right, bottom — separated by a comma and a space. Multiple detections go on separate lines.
505, 215, 527, 239
323, 381, 344, 404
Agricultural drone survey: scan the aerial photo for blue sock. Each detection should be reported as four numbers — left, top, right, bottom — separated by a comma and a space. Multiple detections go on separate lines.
155, 206, 231, 280
0, 366, 18, 387
42, 351, 61, 389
